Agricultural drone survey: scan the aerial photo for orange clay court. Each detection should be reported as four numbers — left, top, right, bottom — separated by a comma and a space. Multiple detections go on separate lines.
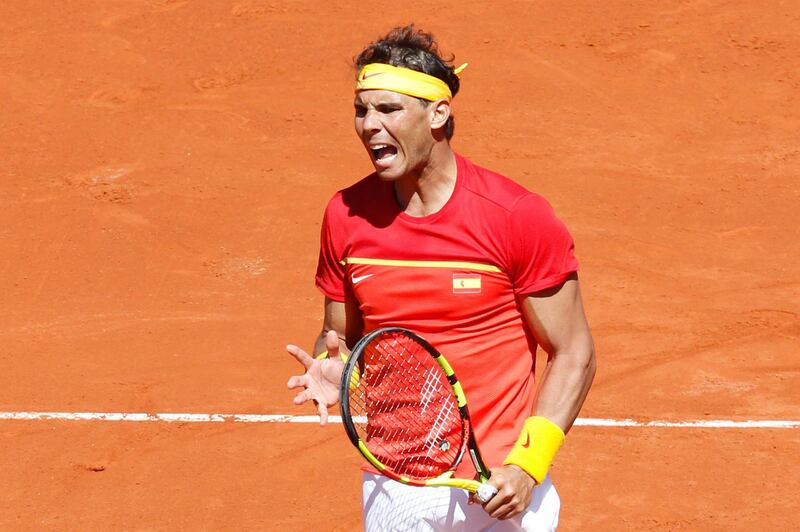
1, 1, 798, 530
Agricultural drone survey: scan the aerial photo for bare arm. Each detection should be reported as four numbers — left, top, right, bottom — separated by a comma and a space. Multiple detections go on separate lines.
522, 273, 596, 432
311, 296, 363, 358
286, 296, 363, 425
483, 273, 595, 519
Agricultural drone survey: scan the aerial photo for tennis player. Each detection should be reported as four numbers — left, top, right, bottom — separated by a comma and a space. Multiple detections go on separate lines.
286, 25, 596, 531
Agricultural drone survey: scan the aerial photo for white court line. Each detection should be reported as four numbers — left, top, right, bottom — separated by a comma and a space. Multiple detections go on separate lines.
0, 412, 798, 428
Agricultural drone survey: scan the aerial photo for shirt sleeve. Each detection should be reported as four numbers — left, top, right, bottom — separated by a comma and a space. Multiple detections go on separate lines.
507, 193, 579, 295
314, 198, 347, 301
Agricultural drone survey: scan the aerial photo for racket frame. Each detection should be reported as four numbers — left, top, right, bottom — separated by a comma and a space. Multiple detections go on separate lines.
339, 327, 494, 496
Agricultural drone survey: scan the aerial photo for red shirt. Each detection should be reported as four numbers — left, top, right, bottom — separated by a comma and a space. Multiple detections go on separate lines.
316, 153, 578, 477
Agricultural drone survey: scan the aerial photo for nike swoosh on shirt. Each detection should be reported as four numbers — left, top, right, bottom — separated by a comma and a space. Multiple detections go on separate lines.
522, 433, 531, 448
351, 273, 374, 285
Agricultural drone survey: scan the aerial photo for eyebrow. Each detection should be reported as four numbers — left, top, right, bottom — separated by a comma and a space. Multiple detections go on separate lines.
354, 93, 405, 107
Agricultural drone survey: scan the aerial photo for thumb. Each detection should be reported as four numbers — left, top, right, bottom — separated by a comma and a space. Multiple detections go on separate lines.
325, 329, 342, 360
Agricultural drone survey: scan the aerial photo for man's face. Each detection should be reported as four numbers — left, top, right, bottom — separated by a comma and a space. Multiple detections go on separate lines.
354, 90, 435, 181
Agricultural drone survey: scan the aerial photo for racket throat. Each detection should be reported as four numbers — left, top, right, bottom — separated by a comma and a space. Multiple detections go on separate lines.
468, 446, 491, 483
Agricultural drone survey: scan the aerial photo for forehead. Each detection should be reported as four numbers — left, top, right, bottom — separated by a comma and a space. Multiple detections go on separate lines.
354, 89, 419, 107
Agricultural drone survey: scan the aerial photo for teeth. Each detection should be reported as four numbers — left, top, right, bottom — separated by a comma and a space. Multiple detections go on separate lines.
369, 143, 397, 164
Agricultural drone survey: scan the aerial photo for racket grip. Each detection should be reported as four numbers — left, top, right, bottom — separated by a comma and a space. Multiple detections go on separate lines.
476, 482, 497, 503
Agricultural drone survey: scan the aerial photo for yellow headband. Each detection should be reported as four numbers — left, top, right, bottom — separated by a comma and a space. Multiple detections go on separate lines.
355, 62, 468, 101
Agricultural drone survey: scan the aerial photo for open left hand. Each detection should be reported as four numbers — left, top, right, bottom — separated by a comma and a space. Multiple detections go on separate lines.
286, 330, 345, 426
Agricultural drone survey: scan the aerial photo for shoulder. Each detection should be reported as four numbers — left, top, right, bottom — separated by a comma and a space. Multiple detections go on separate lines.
324, 173, 382, 214
323, 173, 396, 227
457, 154, 548, 215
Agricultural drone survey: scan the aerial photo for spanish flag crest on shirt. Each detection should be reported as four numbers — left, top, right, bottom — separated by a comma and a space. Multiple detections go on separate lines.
452, 273, 481, 294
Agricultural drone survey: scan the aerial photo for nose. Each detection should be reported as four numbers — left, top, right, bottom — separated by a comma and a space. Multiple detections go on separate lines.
361, 109, 382, 134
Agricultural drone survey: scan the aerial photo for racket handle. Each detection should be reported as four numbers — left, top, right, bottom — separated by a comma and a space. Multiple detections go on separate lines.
476, 482, 497, 503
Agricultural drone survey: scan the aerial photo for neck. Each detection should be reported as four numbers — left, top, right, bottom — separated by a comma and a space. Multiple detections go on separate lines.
394, 144, 457, 217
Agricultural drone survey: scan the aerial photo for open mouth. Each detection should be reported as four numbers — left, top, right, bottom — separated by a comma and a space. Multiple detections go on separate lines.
370, 144, 398, 166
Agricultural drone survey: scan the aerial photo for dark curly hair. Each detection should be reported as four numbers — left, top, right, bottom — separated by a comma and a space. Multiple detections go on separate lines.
354, 25, 460, 139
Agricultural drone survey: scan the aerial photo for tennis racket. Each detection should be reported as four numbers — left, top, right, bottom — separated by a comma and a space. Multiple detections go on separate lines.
339, 327, 497, 503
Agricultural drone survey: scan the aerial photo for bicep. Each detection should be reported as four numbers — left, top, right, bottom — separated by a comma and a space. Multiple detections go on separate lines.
521, 274, 596, 428
521, 273, 592, 357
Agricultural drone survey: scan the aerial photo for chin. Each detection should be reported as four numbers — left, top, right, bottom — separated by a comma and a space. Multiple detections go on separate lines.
374, 168, 403, 181
371, 161, 406, 181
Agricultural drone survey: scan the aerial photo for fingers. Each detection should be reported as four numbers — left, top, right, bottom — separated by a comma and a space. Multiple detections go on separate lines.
286, 375, 305, 390
482, 488, 517, 520
324, 330, 340, 359
318, 402, 329, 426
479, 466, 535, 520
286, 344, 314, 368
285, 341, 335, 426
290, 386, 314, 405
287, 376, 330, 425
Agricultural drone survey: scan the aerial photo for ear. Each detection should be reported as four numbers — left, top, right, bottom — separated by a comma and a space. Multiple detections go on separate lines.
429, 99, 452, 131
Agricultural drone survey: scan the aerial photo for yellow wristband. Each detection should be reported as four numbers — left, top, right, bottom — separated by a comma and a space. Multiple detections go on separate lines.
314, 350, 348, 362
503, 416, 565, 484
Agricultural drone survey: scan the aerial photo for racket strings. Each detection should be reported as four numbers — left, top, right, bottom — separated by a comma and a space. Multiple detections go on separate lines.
347, 330, 466, 479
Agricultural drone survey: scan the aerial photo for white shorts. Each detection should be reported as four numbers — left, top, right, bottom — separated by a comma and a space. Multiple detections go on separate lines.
361, 472, 560, 532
